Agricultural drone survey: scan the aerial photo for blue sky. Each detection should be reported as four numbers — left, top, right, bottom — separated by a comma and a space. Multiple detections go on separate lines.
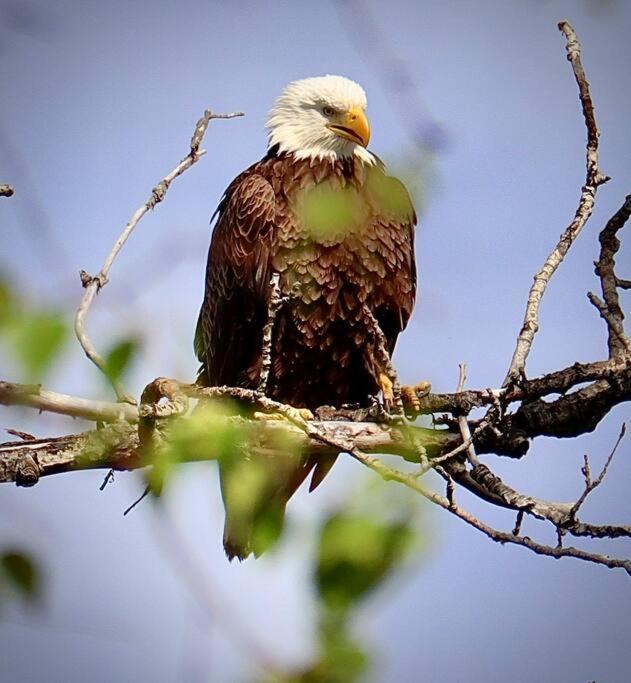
1, 1, 630, 681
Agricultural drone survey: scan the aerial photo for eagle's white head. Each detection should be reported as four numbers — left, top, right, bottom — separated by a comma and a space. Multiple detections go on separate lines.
266, 75, 376, 165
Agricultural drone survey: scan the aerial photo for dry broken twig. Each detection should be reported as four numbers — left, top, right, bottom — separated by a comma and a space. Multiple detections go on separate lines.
73, 109, 244, 404
570, 423, 626, 520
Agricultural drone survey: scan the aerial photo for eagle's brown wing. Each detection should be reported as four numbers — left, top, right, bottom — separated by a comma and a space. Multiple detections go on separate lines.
366, 171, 417, 355
195, 173, 276, 387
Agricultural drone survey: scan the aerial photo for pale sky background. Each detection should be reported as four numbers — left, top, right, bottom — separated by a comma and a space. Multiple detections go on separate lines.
0, 0, 630, 681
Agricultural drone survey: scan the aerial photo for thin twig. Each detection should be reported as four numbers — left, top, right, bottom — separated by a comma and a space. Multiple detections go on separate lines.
123, 485, 150, 515
0, 184, 14, 197
570, 423, 626, 519
99, 469, 115, 491
587, 292, 631, 352
343, 439, 631, 577
456, 363, 480, 467
73, 109, 244, 403
512, 511, 524, 536
504, 20, 610, 385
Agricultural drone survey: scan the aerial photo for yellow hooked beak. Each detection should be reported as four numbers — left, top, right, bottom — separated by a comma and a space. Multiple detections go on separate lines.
327, 106, 371, 148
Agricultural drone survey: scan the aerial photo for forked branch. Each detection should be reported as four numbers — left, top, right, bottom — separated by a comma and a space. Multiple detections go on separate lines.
504, 20, 610, 385
74, 109, 244, 404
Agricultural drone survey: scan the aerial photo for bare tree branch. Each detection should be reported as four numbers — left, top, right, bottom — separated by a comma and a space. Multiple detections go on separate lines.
0, 184, 14, 197
348, 448, 631, 577
504, 20, 610, 385
455, 363, 480, 467
570, 423, 626, 519
0, 380, 137, 423
593, 194, 631, 358
74, 109, 244, 404
587, 292, 631, 352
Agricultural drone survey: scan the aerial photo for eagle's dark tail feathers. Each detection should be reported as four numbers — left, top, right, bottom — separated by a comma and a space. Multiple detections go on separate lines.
220, 452, 338, 561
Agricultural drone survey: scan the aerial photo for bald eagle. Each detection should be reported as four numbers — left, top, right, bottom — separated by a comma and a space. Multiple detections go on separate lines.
195, 75, 417, 559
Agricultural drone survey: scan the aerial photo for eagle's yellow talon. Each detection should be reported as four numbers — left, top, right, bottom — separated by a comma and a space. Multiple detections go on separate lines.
400, 386, 420, 412
379, 372, 394, 403
400, 380, 432, 414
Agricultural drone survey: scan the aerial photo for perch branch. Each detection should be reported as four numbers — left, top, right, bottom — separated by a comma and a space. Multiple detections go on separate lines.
73, 109, 244, 403
504, 20, 610, 385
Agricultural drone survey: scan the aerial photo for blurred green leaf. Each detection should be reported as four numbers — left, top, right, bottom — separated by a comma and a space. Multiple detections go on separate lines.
366, 168, 415, 222
162, 401, 304, 557
103, 338, 138, 385
261, 613, 368, 683
0, 277, 13, 328
7, 310, 67, 380
298, 185, 366, 240
1, 550, 41, 603
0, 275, 69, 380
315, 511, 414, 613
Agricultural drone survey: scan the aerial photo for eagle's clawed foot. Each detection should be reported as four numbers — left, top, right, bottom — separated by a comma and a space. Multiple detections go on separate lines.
378, 372, 395, 410
400, 380, 432, 415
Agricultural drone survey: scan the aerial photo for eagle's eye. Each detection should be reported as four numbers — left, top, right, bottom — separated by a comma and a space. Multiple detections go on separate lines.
322, 106, 336, 117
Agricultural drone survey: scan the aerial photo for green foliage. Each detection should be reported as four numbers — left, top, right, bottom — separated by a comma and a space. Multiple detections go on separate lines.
103, 338, 138, 385
147, 402, 303, 558
315, 511, 414, 613
0, 549, 42, 606
0, 275, 68, 381
365, 168, 415, 222
0, 279, 11, 326
298, 185, 366, 240
299, 614, 369, 683
9, 312, 67, 380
